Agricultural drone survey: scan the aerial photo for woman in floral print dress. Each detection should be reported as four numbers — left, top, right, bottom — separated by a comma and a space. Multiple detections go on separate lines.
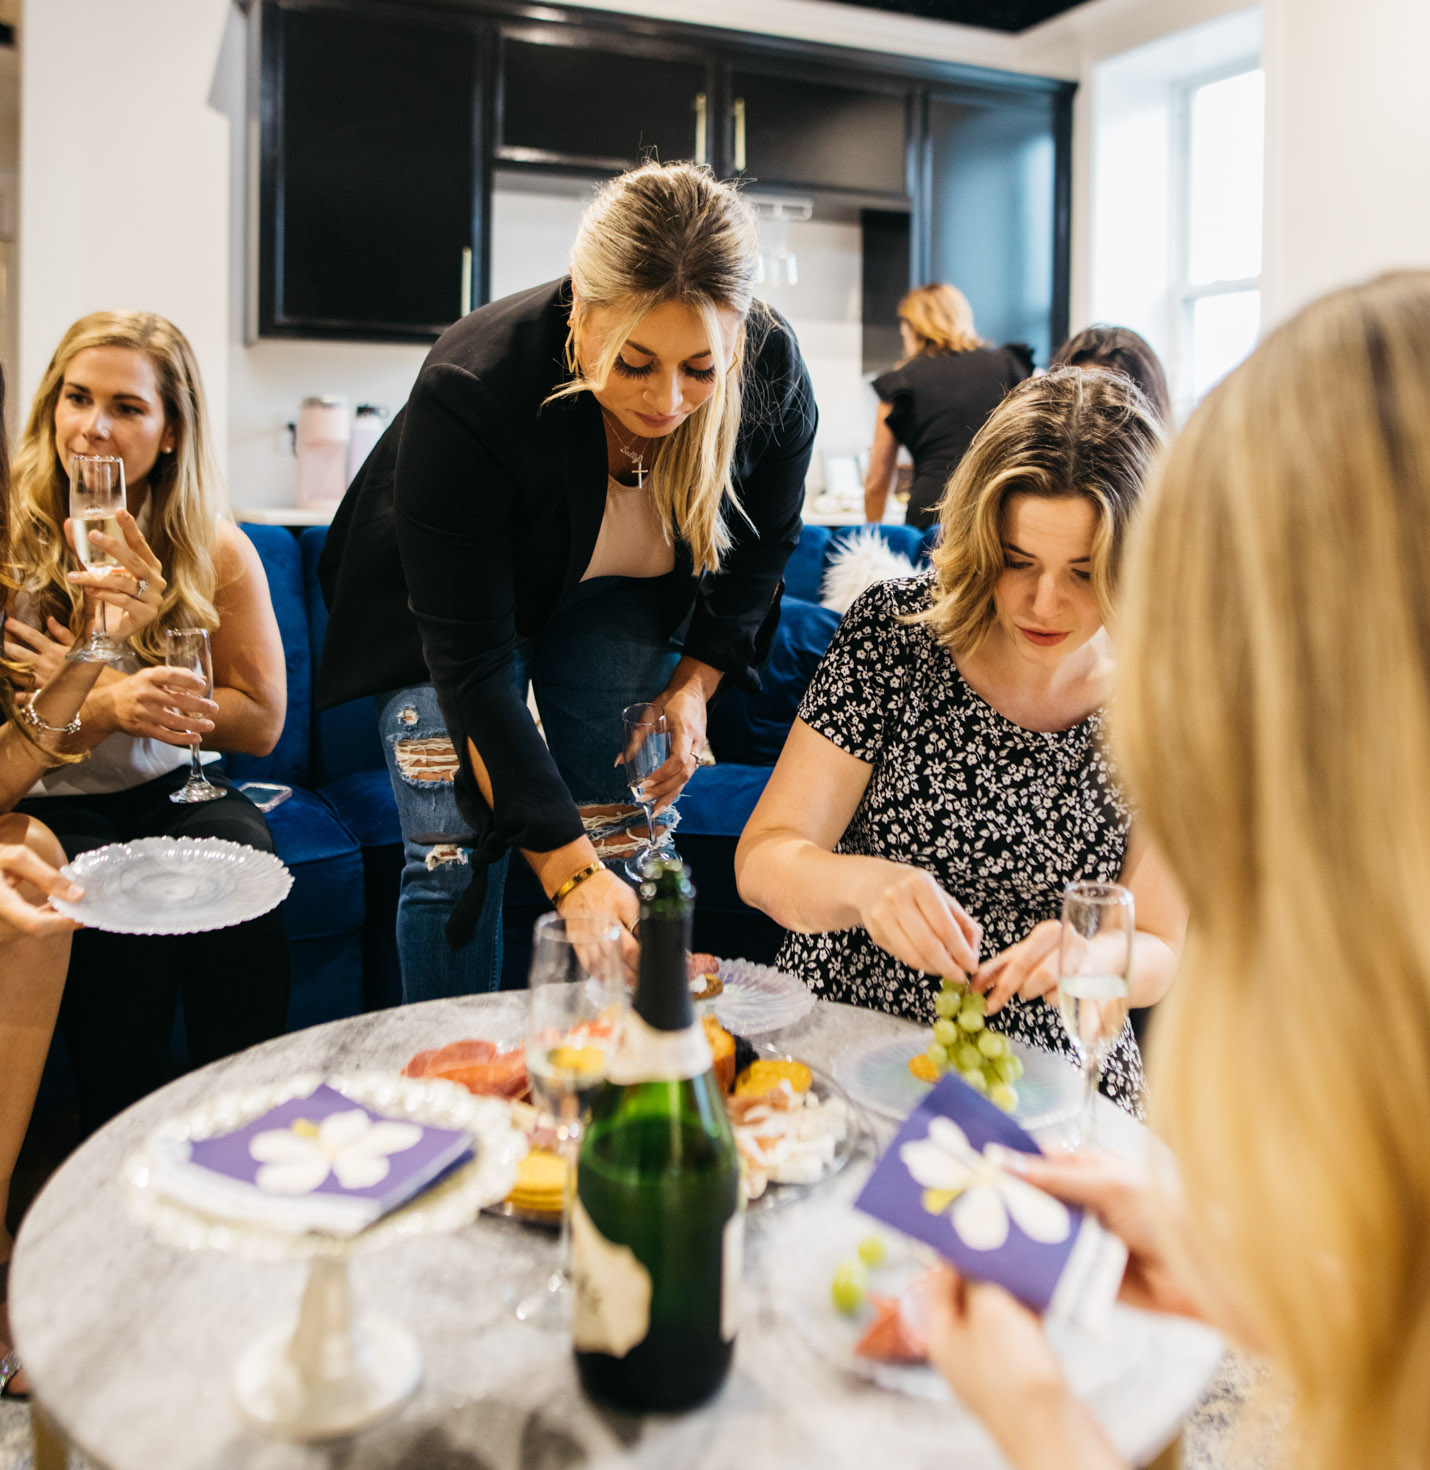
736, 368, 1185, 1113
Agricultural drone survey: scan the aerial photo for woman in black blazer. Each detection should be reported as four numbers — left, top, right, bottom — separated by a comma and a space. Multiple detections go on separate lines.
319, 162, 816, 999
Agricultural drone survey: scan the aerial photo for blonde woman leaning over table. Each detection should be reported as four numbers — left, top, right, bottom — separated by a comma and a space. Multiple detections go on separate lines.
737, 369, 1185, 1115
925, 272, 1430, 1470
2, 312, 289, 1134
0, 421, 168, 1398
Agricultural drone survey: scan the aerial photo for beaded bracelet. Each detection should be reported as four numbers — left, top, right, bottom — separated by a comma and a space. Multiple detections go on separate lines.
550, 860, 604, 906
21, 690, 82, 736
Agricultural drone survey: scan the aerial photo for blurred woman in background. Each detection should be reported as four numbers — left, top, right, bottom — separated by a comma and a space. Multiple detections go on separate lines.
1051, 325, 1171, 426
929, 272, 1430, 1470
864, 283, 1031, 532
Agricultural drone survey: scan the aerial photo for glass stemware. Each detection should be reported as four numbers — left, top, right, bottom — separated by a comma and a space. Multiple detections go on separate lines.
511, 911, 624, 1327
166, 629, 224, 804
1056, 880, 1135, 1149
66, 455, 128, 663
621, 701, 674, 882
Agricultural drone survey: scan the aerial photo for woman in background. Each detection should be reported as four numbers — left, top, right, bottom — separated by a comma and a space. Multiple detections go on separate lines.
3, 312, 290, 1132
739, 369, 1182, 1113
1051, 325, 1171, 426
928, 273, 1430, 1470
864, 283, 1032, 531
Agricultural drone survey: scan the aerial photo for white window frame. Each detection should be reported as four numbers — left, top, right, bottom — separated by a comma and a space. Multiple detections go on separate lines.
1170, 58, 1264, 416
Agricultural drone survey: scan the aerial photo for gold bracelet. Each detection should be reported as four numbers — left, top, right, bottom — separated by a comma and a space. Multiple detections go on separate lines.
551, 861, 604, 906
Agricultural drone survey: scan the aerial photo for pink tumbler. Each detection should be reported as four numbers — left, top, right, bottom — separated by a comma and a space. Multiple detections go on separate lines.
295, 396, 351, 508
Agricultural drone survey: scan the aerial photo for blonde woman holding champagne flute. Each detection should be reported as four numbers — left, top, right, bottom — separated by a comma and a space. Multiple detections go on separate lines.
2, 312, 291, 1132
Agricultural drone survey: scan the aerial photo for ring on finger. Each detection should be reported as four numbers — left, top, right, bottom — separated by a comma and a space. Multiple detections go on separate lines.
136, 578, 149, 598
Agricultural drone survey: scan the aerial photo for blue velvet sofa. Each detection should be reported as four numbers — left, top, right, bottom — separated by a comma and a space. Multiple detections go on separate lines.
237, 520, 937, 1018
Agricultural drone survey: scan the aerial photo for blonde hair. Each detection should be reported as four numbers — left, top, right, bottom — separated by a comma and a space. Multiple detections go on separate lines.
552, 161, 766, 575
898, 283, 982, 358
914, 367, 1162, 654
1119, 271, 1430, 1470
6, 311, 227, 666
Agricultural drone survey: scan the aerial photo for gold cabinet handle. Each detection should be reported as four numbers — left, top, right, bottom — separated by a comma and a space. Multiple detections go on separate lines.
460, 246, 473, 318
733, 96, 746, 173
694, 91, 708, 166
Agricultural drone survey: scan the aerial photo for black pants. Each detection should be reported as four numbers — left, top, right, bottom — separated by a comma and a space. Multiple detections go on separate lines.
19, 767, 291, 1132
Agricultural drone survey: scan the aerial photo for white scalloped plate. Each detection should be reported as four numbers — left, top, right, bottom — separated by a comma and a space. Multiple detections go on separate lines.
53, 836, 292, 935
708, 957, 816, 1036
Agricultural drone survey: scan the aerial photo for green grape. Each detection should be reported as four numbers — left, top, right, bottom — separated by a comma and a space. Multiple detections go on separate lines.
961, 990, 987, 1017
989, 1083, 1018, 1113
956, 1007, 985, 1034
956, 1042, 982, 1072
977, 1030, 1005, 1059
831, 1262, 866, 1315
926, 1042, 949, 1070
857, 1235, 887, 1268
934, 989, 959, 1020
940, 974, 967, 995
959, 1066, 989, 1096
995, 1053, 1024, 1084
932, 1018, 958, 1048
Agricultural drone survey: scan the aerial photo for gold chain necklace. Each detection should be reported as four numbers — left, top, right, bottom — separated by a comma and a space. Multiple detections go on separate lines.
600, 408, 656, 489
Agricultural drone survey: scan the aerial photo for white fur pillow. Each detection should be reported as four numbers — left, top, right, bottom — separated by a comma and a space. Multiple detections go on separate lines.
819, 527, 918, 615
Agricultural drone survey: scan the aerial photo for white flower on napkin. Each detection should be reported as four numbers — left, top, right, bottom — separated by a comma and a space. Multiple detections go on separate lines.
899, 1116, 1070, 1252
249, 1109, 422, 1195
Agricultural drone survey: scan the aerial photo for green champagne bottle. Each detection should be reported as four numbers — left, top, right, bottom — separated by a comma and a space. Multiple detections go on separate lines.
572, 858, 741, 1411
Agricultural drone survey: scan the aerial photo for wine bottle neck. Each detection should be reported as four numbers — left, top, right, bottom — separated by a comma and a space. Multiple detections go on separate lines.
634, 909, 694, 1033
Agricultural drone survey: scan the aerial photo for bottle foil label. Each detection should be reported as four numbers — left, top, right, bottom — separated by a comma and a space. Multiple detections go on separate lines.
572, 1197, 652, 1357
721, 1211, 743, 1342
604, 1011, 713, 1085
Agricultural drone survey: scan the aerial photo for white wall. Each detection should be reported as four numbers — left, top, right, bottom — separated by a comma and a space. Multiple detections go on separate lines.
18, 0, 233, 467
1260, 0, 1430, 328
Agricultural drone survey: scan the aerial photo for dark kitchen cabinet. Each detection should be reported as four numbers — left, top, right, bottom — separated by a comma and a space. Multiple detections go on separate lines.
922, 85, 1067, 369
497, 29, 713, 173
725, 65, 912, 199
258, 2, 482, 340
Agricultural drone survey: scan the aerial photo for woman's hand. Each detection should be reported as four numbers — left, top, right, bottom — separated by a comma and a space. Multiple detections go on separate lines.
854, 859, 981, 977
104, 666, 217, 746
925, 1265, 1126, 1470
630, 657, 723, 813
555, 866, 639, 976
65, 507, 166, 642
972, 918, 1061, 1015
994, 1149, 1205, 1320
0, 841, 84, 943
2, 614, 73, 690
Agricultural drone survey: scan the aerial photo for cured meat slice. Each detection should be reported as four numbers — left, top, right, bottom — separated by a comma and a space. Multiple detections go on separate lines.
403, 1038, 497, 1078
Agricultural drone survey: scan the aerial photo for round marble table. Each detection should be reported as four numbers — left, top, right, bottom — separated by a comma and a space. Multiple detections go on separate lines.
11, 997, 1222, 1469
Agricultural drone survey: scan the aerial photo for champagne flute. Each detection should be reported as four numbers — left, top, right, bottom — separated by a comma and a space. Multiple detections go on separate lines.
165, 629, 224, 804
66, 455, 127, 663
621, 702, 673, 882
1056, 880, 1135, 1148
512, 911, 624, 1327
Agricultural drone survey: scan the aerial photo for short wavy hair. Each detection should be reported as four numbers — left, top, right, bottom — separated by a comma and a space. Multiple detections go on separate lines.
912, 367, 1164, 653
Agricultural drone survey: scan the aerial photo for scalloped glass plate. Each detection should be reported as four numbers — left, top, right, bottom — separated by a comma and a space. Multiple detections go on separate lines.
52, 836, 293, 935
707, 958, 816, 1036
833, 1033, 1081, 1130
122, 1072, 526, 1262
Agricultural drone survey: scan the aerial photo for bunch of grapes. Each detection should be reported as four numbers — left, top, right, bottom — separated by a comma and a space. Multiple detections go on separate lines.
915, 975, 1024, 1113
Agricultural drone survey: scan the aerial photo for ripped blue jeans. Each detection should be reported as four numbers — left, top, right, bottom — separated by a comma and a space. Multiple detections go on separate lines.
379, 575, 683, 1002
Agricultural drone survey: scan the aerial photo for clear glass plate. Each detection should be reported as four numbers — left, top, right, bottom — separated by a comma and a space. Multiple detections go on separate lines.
833, 1033, 1081, 1131
52, 836, 293, 935
708, 958, 816, 1037
781, 1208, 1147, 1403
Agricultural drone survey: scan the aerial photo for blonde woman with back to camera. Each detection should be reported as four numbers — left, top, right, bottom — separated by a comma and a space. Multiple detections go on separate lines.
922, 273, 1430, 1469
2, 312, 290, 1134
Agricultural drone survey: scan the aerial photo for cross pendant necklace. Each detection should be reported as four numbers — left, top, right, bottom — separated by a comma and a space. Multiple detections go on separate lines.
602, 409, 652, 488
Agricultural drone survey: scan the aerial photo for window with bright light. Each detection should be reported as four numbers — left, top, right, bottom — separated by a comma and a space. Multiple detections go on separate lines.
1176, 65, 1264, 409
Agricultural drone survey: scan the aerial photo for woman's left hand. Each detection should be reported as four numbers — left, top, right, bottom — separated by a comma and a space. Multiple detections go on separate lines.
971, 918, 1061, 1015
2, 614, 73, 690
65, 507, 166, 642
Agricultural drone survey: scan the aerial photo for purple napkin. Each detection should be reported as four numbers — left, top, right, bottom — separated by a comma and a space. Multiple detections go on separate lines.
855, 1074, 1127, 1329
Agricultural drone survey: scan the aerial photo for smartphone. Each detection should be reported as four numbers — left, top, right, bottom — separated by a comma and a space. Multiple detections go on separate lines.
237, 781, 293, 813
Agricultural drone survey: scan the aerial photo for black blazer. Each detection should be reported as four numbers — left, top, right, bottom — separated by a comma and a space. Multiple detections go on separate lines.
318, 278, 816, 869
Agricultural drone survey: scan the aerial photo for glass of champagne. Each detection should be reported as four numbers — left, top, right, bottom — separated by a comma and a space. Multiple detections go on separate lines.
621, 702, 673, 882
513, 911, 625, 1327
165, 629, 224, 804
1056, 880, 1135, 1148
66, 455, 127, 663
